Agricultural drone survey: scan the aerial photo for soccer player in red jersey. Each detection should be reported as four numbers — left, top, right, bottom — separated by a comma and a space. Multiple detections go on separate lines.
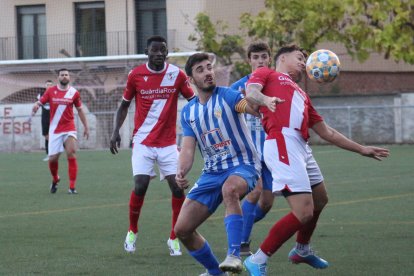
243, 45, 390, 275
110, 35, 195, 256
32, 69, 90, 194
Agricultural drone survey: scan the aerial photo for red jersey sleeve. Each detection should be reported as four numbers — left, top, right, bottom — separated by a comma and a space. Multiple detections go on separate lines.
73, 90, 82, 108
178, 70, 195, 100
123, 70, 136, 101
307, 97, 323, 127
39, 88, 50, 105
246, 67, 273, 88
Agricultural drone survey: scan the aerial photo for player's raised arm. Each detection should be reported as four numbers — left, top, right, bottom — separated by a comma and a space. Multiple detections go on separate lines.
312, 121, 390, 161
110, 100, 131, 154
246, 83, 284, 112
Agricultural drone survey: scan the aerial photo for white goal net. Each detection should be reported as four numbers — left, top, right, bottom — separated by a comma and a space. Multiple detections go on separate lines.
0, 52, 197, 152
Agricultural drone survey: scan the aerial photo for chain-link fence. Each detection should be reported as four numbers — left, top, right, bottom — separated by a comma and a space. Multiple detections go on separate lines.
1, 103, 413, 152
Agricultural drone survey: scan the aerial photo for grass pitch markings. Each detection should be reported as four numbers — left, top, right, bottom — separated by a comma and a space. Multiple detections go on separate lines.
1, 192, 412, 220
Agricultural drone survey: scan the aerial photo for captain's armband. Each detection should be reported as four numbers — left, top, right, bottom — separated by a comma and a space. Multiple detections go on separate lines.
235, 98, 248, 113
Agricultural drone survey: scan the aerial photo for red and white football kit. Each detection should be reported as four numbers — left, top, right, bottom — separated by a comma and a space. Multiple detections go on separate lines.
39, 85, 82, 156
124, 62, 194, 178
247, 67, 324, 194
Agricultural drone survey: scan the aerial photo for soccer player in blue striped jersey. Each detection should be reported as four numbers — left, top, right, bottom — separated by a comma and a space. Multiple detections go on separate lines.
174, 53, 282, 275
230, 42, 275, 256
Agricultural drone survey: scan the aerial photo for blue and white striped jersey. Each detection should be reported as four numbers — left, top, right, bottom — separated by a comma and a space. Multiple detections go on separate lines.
231, 75, 267, 161
181, 86, 260, 173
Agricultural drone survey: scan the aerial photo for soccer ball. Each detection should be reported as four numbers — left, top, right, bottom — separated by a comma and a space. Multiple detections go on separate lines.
306, 49, 340, 83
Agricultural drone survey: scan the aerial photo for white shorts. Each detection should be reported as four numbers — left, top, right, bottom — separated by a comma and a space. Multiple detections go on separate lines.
48, 131, 77, 156
264, 128, 323, 195
131, 142, 178, 181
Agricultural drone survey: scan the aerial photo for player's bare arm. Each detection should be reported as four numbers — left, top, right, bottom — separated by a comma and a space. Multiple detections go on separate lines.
176, 136, 197, 189
76, 106, 90, 140
246, 83, 284, 112
312, 121, 390, 161
32, 101, 42, 115
110, 100, 131, 154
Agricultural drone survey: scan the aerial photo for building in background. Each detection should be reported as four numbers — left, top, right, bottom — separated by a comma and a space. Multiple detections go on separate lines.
0, 0, 413, 95
0, 0, 413, 150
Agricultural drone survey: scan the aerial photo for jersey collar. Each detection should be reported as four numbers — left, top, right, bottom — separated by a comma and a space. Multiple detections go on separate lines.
146, 62, 167, 73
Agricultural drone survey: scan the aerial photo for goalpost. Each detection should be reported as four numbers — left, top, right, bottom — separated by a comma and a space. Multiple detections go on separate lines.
0, 52, 198, 152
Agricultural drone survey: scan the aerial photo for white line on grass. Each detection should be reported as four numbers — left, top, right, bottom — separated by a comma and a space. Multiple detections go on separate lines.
1, 192, 412, 220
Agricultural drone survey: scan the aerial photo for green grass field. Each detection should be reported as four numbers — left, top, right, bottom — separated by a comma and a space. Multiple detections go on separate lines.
0, 145, 413, 275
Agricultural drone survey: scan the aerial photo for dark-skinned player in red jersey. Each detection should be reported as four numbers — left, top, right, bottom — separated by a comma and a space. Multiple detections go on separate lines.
110, 35, 195, 256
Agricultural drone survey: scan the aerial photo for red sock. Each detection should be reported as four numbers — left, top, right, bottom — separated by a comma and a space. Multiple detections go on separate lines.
48, 160, 59, 182
170, 195, 185, 239
67, 157, 78, 189
296, 210, 322, 244
129, 191, 145, 234
260, 212, 303, 256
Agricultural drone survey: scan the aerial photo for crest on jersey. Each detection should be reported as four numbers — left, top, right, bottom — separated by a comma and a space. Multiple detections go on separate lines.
214, 106, 222, 119
143, 76, 148, 82
167, 72, 174, 81
160, 65, 179, 86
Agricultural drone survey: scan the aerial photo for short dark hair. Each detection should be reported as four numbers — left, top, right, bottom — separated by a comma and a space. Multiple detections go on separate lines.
247, 42, 271, 59
185, 53, 210, 77
274, 44, 307, 63
146, 35, 167, 47
45, 80, 53, 83
57, 68, 69, 75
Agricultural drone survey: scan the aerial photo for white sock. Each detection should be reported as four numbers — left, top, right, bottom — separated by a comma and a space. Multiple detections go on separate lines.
295, 242, 310, 255
251, 249, 269, 264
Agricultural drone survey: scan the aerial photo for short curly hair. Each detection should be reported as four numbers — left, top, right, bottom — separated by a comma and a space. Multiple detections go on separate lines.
185, 53, 210, 77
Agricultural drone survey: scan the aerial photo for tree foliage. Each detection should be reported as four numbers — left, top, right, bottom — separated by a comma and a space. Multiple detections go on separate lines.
241, 0, 414, 63
189, 0, 414, 65
188, 13, 246, 66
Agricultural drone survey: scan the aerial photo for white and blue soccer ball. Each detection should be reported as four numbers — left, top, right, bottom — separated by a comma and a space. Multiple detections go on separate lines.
306, 49, 340, 83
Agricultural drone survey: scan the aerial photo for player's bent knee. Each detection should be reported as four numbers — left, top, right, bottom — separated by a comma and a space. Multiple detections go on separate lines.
174, 224, 191, 240
222, 185, 241, 202
49, 155, 59, 162
247, 188, 261, 202
301, 211, 314, 224
293, 208, 314, 224
222, 178, 246, 199
260, 201, 273, 213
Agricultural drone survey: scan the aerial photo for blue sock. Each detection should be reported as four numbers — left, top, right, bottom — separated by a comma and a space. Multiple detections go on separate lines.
241, 200, 256, 243
189, 241, 222, 275
224, 214, 243, 256
254, 205, 267, 223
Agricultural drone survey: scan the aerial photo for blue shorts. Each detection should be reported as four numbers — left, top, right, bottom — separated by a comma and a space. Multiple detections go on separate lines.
261, 161, 273, 191
187, 164, 259, 214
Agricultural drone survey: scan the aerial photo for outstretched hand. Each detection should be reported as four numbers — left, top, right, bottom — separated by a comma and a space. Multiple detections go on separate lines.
360, 146, 390, 161
32, 102, 40, 115
110, 132, 121, 154
265, 96, 285, 112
